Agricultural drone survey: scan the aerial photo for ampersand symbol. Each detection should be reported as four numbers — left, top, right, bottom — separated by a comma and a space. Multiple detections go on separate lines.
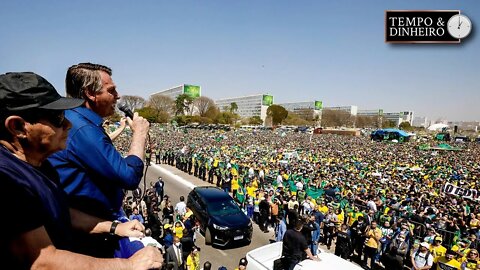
437, 17, 444, 26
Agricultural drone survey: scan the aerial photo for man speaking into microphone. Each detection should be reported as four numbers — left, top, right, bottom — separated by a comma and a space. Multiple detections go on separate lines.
49, 63, 150, 258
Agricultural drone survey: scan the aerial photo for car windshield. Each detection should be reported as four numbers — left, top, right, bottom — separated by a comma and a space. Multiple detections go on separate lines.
208, 200, 240, 216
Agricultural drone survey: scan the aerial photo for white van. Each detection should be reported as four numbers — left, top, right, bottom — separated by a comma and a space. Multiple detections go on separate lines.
246, 242, 362, 270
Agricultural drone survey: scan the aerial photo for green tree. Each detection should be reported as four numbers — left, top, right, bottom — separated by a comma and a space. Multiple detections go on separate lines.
216, 111, 239, 125
399, 121, 412, 130
230, 102, 238, 113
174, 94, 193, 116
383, 119, 397, 128
267, 105, 288, 126
204, 105, 220, 121
248, 116, 263, 125
136, 107, 158, 123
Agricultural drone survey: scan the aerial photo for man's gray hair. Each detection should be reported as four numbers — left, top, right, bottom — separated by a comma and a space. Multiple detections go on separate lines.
65, 63, 112, 99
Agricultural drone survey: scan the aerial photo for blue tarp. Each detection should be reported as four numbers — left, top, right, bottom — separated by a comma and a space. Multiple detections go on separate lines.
381, 128, 410, 137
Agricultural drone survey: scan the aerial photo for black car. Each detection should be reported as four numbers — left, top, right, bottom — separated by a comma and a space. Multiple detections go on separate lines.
187, 186, 253, 246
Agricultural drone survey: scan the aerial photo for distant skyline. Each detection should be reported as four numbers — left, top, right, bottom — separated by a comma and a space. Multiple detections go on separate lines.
1, 0, 478, 121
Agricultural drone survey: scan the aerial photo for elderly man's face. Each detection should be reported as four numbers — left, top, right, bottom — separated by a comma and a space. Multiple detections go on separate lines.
24, 110, 71, 156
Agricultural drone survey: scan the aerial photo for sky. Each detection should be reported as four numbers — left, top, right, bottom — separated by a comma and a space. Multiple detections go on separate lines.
0, 0, 478, 122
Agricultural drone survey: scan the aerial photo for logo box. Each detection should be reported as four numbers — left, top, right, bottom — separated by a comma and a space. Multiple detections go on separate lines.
385, 10, 460, 43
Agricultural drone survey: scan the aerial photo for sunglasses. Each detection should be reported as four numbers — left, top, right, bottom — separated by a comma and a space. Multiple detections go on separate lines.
470, 252, 478, 256
21, 110, 67, 128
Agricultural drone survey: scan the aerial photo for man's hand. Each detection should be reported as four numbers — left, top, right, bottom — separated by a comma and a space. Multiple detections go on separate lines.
127, 112, 149, 136
128, 246, 163, 270
310, 256, 321, 262
115, 220, 145, 238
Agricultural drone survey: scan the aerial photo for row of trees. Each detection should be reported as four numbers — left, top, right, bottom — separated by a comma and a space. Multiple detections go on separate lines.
113, 95, 410, 129
112, 94, 252, 126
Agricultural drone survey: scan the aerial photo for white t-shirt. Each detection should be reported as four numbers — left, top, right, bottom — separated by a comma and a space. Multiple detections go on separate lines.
296, 181, 304, 191
411, 249, 433, 269
276, 175, 283, 186
367, 200, 377, 212
175, 201, 187, 216
248, 168, 255, 178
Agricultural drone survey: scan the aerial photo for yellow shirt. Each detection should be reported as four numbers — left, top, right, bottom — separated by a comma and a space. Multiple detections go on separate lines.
365, 227, 382, 249
436, 257, 461, 270
231, 178, 239, 191
337, 210, 345, 224
347, 212, 363, 227
246, 186, 257, 197
318, 205, 329, 215
174, 226, 183, 239
452, 245, 470, 262
430, 245, 447, 263
186, 253, 200, 270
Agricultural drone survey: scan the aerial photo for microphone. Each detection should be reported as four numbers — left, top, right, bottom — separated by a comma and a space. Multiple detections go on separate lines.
117, 103, 134, 119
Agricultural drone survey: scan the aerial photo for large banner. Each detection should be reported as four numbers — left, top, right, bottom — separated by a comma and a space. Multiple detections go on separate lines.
442, 182, 480, 201
262, 95, 273, 106
183, 84, 201, 98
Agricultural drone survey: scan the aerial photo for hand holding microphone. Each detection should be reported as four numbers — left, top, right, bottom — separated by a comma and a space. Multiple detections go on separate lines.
117, 103, 149, 139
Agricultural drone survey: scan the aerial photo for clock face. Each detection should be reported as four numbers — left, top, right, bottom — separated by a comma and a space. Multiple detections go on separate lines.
447, 14, 472, 39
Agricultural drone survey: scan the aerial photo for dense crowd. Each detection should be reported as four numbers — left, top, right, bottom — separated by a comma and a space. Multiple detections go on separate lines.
114, 124, 480, 270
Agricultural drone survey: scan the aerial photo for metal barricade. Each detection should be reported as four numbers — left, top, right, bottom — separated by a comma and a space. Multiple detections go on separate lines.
436, 229, 457, 248
408, 220, 427, 243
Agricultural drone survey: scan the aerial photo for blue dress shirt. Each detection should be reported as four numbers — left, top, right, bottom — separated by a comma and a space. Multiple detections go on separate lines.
49, 106, 144, 220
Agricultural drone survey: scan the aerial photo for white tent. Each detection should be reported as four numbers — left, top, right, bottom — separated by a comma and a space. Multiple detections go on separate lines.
428, 123, 449, 131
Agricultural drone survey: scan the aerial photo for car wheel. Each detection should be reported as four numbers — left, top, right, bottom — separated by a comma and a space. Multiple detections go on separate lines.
205, 228, 212, 245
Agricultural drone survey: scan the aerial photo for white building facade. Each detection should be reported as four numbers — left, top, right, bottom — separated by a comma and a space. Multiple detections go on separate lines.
215, 94, 273, 123
279, 101, 322, 121
412, 116, 429, 128
150, 84, 201, 100
323, 105, 358, 116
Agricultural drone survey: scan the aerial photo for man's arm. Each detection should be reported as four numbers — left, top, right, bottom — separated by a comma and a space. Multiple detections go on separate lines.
69, 208, 144, 238
108, 117, 126, 141
304, 248, 320, 261
10, 226, 162, 270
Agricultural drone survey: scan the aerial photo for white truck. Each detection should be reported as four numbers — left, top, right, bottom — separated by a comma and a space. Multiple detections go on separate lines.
246, 242, 363, 270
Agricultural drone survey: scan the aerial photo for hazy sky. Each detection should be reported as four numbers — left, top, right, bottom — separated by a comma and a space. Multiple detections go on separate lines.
1, 0, 478, 121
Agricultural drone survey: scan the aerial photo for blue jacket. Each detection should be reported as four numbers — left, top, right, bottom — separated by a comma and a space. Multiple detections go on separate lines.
49, 107, 144, 220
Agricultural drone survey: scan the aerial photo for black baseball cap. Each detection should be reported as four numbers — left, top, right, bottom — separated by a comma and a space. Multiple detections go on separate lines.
0, 72, 84, 112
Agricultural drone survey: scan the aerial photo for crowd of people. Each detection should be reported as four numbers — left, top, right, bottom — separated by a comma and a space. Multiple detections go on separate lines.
4, 62, 477, 270
113, 123, 480, 270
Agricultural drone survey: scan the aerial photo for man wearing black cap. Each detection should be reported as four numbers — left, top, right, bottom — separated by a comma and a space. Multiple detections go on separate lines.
48, 63, 150, 257
0, 72, 163, 269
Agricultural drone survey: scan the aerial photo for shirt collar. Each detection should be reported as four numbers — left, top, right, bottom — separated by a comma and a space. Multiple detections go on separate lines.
70, 106, 104, 126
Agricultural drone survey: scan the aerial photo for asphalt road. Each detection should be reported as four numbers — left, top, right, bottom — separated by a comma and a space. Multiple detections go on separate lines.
143, 163, 274, 270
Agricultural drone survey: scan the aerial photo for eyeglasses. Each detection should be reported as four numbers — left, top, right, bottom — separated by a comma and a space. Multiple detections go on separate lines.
470, 252, 478, 256
42, 110, 66, 128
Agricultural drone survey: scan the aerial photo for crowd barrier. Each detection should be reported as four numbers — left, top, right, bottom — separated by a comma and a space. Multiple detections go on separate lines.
436, 228, 456, 248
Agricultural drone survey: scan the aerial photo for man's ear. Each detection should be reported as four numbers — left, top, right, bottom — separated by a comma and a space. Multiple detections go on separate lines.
4, 116, 27, 139
83, 88, 97, 103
